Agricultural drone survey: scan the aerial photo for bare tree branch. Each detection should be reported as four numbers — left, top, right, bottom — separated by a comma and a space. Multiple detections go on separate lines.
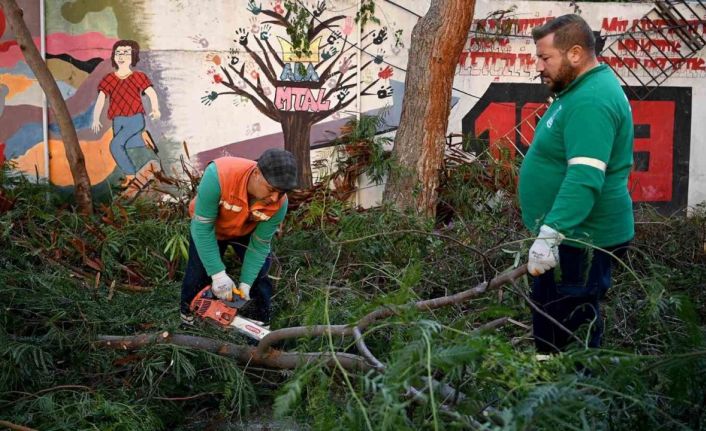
220, 64, 280, 122
253, 36, 278, 77
260, 9, 290, 28
263, 37, 286, 68
257, 265, 528, 354
311, 94, 357, 123
360, 78, 381, 96
0, 420, 37, 431
242, 39, 277, 85
317, 35, 350, 82
310, 15, 346, 39
96, 331, 370, 371
353, 327, 385, 371
359, 58, 376, 71
97, 266, 525, 378
0, 0, 93, 214
508, 280, 583, 345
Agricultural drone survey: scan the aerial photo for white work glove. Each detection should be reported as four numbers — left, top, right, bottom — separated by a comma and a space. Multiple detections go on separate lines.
238, 282, 251, 301
528, 225, 565, 276
211, 271, 235, 301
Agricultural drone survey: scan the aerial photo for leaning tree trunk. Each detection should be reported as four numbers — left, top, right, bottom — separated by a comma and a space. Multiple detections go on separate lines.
280, 112, 314, 189
0, 0, 93, 214
383, 0, 476, 217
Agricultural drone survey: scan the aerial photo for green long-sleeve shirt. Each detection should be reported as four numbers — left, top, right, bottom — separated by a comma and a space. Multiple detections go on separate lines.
191, 162, 287, 285
518, 64, 634, 247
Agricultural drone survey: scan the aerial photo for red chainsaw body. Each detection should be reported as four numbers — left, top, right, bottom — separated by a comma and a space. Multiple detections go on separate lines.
189, 285, 238, 327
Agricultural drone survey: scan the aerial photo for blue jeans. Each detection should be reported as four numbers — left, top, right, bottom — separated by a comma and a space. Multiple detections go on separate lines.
111, 114, 146, 174
180, 234, 273, 324
530, 241, 629, 353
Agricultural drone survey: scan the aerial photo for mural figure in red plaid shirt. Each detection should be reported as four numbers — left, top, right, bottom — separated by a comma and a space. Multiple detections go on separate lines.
91, 40, 161, 190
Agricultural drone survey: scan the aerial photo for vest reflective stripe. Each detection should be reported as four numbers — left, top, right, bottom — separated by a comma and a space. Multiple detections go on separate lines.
189, 157, 286, 240
194, 215, 215, 223
568, 157, 607, 172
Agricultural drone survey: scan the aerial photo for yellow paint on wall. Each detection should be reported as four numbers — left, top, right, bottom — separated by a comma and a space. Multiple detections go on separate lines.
0, 74, 35, 100
14, 132, 117, 186
13, 142, 47, 179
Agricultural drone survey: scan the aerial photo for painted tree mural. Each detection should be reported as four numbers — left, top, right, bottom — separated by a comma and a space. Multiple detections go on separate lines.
201, 0, 394, 188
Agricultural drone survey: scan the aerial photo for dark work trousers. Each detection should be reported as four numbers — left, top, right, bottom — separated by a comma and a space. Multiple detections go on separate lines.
180, 233, 273, 324
530, 241, 629, 353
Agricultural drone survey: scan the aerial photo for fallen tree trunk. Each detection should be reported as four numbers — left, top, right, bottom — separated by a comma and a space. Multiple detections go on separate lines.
97, 265, 527, 371
95, 331, 371, 371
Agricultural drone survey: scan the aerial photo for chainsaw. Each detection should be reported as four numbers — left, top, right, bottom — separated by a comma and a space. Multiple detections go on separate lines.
189, 285, 271, 341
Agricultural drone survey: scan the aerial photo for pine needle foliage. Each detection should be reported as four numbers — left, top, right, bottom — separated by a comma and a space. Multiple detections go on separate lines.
1, 147, 705, 431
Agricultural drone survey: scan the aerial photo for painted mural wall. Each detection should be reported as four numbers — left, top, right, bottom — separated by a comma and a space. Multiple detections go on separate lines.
0, 0, 704, 211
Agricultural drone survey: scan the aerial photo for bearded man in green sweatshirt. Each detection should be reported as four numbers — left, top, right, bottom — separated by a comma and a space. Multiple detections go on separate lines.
519, 14, 634, 353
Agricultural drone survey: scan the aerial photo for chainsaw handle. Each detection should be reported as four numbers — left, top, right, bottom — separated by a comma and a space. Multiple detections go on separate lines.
232, 286, 246, 300
199, 285, 247, 308
223, 297, 249, 308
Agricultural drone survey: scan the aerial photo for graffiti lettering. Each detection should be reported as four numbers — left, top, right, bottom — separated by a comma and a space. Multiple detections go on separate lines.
617, 38, 682, 53
274, 87, 331, 112
463, 14, 706, 79
628, 100, 675, 202
280, 63, 320, 82
599, 56, 706, 71
457, 51, 535, 76
462, 84, 690, 212
630, 18, 705, 35
474, 17, 555, 35
602, 17, 629, 32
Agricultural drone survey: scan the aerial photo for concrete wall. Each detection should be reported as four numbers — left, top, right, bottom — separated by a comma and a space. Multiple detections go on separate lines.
1, 0, 704, 210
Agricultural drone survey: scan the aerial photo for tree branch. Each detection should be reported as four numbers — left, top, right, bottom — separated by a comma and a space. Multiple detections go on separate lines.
0, 421, 37, 431
310, 15, 346, 39
264, 37, 285, 68
360, 77, 380, 96
312, 94, 357, 123
96, 331, 370, 371
253, 36, 278, 78
260, 9, 290, 28
509, 280, 583, 345
97, 266, 526, 378
257, 265, 528, 354
318, 35, 350, 82
242, 39, 277, 86
353, 327, 385, 371
220, 65, 280, 122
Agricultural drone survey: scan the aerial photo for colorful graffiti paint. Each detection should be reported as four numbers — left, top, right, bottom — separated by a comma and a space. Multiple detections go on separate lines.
92, 39, 161, 194
1, 0, 705, 209
462, 83, 691, 213
197, 0, 396, 183
459, 11, 706, 79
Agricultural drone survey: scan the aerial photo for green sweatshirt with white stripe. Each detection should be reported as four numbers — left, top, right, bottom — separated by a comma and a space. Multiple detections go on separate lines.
191, 163, 287, 285
518, 64, 634, 247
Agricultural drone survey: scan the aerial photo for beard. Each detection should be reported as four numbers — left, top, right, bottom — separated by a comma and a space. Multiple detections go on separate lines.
542, 57, 579, 93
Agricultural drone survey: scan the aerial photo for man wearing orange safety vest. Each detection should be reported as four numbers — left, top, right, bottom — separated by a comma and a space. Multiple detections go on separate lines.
180, 149, 298, 327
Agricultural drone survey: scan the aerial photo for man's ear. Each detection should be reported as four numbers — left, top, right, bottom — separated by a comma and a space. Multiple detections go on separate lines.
567, 45, 584, 64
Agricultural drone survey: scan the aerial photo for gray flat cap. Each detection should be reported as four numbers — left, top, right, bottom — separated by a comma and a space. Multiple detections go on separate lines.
257, 148, 298, 191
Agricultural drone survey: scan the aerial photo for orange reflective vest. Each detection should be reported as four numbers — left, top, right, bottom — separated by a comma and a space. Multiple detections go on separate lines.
189, 157, 286, 240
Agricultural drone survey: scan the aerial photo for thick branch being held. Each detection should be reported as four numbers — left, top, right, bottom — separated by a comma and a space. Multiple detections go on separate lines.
257, 265, 527, 355
96, 266, 526, 373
